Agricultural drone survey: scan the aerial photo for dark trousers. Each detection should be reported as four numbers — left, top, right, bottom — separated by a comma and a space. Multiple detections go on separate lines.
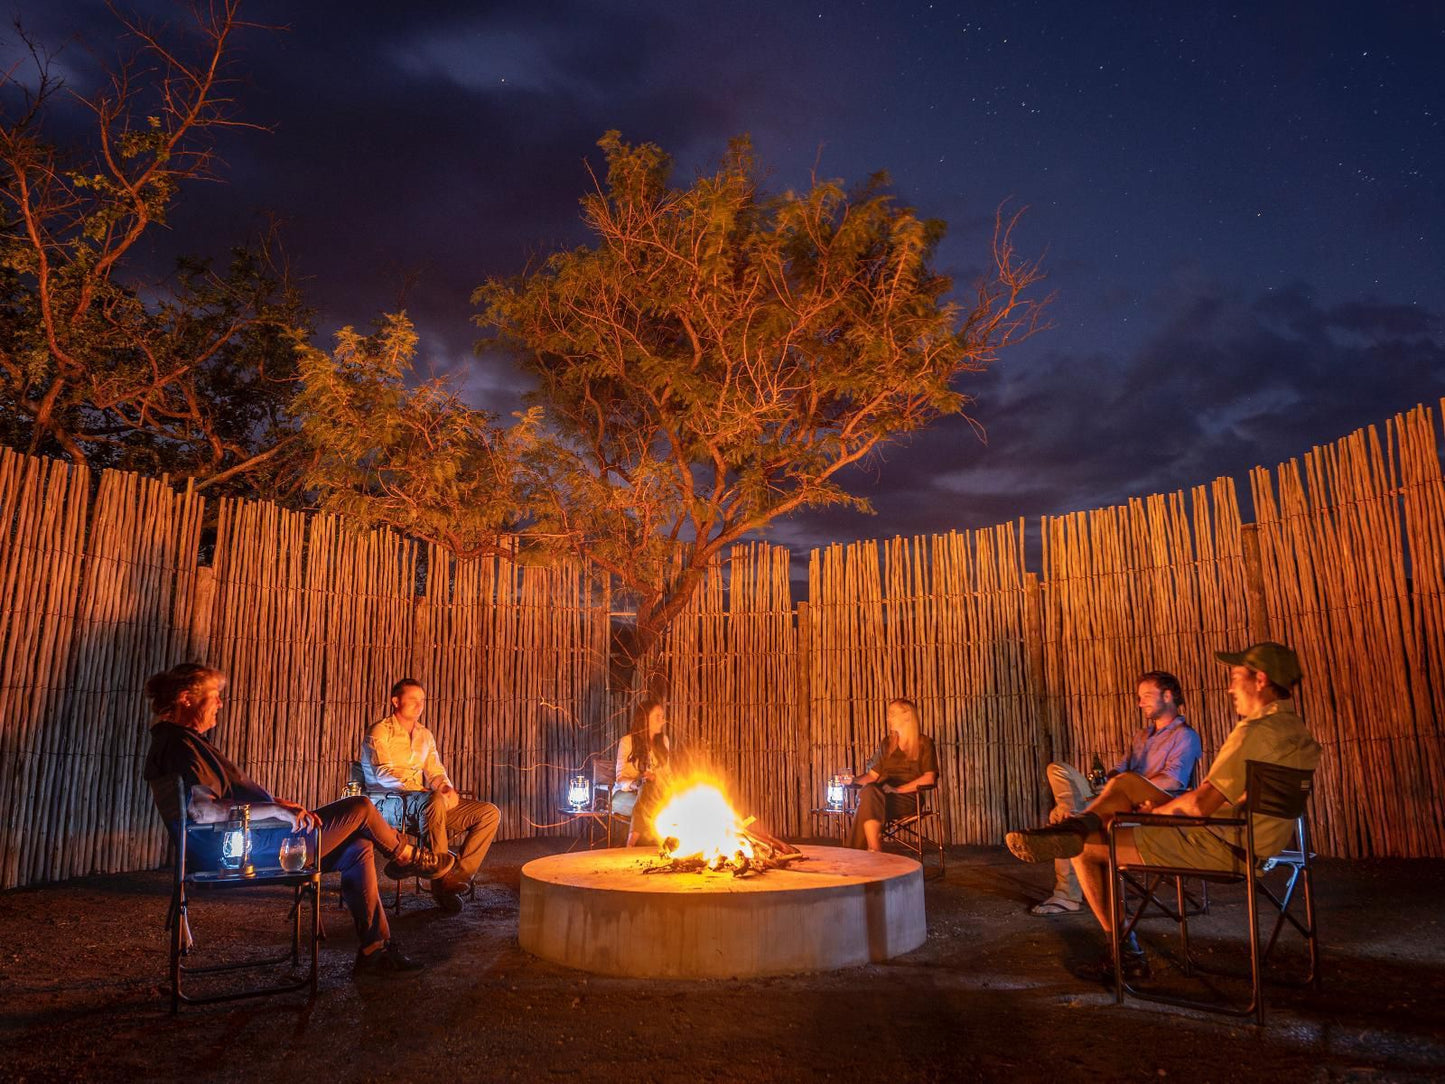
848, 784, 916, 849
314, 796, 405, 950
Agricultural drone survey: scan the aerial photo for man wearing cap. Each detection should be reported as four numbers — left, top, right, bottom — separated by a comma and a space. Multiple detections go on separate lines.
1004, 642, 1321, 980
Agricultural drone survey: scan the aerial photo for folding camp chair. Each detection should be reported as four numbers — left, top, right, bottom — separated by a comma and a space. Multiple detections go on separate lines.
1107, 759, 1320, 1024
161, 777, 322, 1012
881, 783, 947, 877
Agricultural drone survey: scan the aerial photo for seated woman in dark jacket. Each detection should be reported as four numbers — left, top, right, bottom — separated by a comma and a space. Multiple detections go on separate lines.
848, 698, 939, 850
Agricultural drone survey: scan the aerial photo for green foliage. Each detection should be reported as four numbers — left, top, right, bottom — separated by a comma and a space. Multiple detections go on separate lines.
294, 313, 539, 557
475, 132, 1045, 647
0, 1, 310, 496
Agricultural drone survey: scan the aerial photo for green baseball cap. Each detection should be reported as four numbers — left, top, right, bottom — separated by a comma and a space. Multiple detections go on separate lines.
1215, 641, 1302, 688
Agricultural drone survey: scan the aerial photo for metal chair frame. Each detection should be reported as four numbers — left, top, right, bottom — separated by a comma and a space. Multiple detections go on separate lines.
1120, 760, 1210, 922
165, 778, 322, 1013
347, 761, 475, 910
880, 784, 947, 877
1107, 759, 1320, 1024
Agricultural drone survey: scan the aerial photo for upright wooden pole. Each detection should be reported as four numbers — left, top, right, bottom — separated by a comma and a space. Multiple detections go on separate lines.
1239, 523, 1271, 643
1023, 573, 1053, 766
187, 565, 216, 661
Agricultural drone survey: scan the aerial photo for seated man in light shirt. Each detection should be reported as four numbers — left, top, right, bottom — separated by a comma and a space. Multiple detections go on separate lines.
1028, 669, 1202, 916
363, 678, 501, 913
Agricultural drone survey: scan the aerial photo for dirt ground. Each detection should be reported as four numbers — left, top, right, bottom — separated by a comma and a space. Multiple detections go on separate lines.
1, 837, 1442, 1084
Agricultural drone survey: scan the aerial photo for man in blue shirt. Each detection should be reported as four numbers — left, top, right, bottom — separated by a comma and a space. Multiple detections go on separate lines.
1027, 670, 1202, 916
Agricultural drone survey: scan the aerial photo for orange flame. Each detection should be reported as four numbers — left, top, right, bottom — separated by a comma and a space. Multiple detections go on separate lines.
652, 782, 754, 864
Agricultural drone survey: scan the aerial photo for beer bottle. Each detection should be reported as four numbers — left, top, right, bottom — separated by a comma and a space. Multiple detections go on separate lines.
1089, 755, 1107, 790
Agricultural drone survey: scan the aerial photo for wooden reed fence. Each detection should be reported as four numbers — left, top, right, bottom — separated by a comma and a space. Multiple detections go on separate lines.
660, 543, 800, 836
1038, 480, 1253, 794
2, 400, 1444, 888
805, 525, 1039, 846
1250, 404, 1445, 858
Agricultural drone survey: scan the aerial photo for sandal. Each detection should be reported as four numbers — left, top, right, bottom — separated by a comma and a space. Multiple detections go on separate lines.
1029, 895, 1083, 916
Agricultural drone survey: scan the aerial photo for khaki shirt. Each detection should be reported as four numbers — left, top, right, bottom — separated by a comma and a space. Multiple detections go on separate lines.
1205, 698, 1321, 857
362, 715, 451, 792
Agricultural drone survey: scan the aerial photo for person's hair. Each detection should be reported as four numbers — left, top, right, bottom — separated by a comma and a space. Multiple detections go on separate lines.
626, 698, 669, 772
390, 677, 424, 701
1137, 670, 1184, 708
887, 698, 921, 759
145, 663, 224, 715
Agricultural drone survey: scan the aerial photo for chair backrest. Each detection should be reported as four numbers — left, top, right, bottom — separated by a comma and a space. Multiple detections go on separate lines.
147, 772, 184, 835
591, 754, 616, 788
1244, 760, 1314, 820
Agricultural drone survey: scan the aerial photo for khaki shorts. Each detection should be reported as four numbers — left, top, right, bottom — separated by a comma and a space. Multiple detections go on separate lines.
1132, 824, 1244, 874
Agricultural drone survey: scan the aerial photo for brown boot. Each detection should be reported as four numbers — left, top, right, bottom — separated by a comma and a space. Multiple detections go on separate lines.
1005, 813, 1101, 863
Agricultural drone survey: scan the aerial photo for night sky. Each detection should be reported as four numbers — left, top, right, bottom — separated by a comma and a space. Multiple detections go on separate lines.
11, 1, 1444, 556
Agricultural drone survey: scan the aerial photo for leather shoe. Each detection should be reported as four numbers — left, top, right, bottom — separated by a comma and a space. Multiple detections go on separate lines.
354, 941, 424, 980
1090, 947, 1152, 984
383, 846, 456, 881
430, 874, 469, 914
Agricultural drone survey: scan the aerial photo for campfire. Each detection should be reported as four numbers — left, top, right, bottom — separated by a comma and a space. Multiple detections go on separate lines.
644, 782, 805, 877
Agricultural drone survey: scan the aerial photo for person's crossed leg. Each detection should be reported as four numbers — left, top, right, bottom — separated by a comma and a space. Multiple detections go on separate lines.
1007, 772, 1168, 978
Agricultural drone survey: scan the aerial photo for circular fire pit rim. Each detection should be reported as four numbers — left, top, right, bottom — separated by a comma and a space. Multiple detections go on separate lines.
520, 844, 920, 897
519, 844, 928, 979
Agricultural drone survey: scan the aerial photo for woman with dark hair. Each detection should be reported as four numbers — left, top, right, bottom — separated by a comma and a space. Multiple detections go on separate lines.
141, 662, 454, 979
612, 698, 675, 846
847, 698, 939, 851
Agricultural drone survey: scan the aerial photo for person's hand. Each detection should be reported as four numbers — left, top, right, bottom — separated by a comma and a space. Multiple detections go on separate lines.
1047, 804, 1070, 825
285, 803, 322, 833
1133, 799, 1156, 814
435, 783, 460, 812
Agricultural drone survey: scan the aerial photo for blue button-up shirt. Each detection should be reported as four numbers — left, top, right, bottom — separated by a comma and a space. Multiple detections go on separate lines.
1113, 715, 1201, 794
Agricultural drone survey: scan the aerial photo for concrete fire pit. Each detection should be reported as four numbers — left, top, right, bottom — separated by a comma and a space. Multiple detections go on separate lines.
519, 845, 925, 978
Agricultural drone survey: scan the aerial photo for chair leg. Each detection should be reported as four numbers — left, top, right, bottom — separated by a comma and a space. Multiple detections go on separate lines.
1107, 845, 1125, 1005
309, 881, 321, 1001
170, 891, 185, 1015
1174, 875, 1194, 976
1246, 862, 1265, 1025
1303, 865, 1320, 990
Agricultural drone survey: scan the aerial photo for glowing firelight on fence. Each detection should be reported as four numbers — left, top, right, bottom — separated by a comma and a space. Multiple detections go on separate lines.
652, 783, 754, 864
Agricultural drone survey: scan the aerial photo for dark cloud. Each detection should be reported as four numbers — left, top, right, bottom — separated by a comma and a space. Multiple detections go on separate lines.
7, 1, 1442, 576
774, 282, 1444, 559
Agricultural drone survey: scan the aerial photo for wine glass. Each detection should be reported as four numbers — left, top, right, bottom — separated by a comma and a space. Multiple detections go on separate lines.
279, 834, 308, 872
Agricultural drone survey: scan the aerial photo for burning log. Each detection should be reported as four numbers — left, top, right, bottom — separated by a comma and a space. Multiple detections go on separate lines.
644, 782, 810, 876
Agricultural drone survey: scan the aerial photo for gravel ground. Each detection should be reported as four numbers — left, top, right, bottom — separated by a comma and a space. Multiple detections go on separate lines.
1, 838, 1442, 1083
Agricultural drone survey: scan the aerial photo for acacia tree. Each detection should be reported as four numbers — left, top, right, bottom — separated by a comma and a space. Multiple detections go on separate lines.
297, 133, 1045, 687
0, 1, 308, 493
292, 312, 535, 556
474, 133, 1047, 678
